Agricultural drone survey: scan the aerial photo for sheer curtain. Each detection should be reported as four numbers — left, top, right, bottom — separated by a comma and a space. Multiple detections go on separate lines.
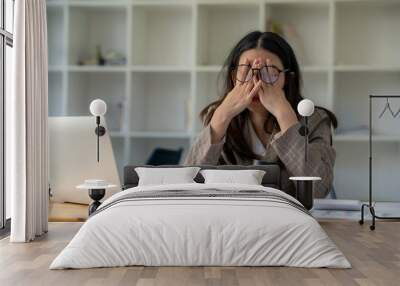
7, 0, 48, 242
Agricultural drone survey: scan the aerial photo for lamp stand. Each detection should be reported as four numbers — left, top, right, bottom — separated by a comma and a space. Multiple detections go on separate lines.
292, 115, 320, 210
94, 116, 106, 162
305, 116, 308, 163
298, 116, 309, 163
88, 189, 106, 215
295, 180, 313, 210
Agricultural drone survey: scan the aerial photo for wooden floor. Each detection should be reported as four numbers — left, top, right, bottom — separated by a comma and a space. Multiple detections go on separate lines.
48, 201, 88, 222
0, 221, 399, 286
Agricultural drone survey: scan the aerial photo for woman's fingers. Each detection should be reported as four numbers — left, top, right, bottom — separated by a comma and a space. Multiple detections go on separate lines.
253, 57, 261, 68
246, 80, 262, 101
258, 81, 269, 95
244, 80, 254, 93
235, 58, 250, 86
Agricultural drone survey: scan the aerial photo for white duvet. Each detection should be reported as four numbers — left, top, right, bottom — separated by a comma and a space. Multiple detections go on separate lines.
50, 183, 350, 269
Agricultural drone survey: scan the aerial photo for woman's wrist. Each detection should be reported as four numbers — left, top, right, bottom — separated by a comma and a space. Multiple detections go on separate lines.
213, 106, 232, 127
209, 107, 231, 144
275, 103, 299, 134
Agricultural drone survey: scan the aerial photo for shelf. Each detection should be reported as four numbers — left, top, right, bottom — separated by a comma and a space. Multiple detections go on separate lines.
131, 65, 192, 72
130, 72, 191, 133
68, 65, 127, 72
301, 66, 329, 73
132, 1, 192, 6
129, 137, 190, 165
109, 131, 126, 138
335, 1, 400, 67
195, 65, 328, 73
195, 65, 329, 72
197, 3, 259, 66
129, 131, 192, 138
265, 2, 331, 67
132, 5, 192, 66
334, 65, 400, 73
68, 5, 127, 66
196, 65, 223, 73
49, 66, 65, 72
334, 133, 400, 142
196, 0, 261, 4
68, 72, 126, 132
67, 1, 128, 7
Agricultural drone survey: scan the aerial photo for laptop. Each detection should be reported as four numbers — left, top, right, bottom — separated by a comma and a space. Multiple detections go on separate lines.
49, 116, 121, 204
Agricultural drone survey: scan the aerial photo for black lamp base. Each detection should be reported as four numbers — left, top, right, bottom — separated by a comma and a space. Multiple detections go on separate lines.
95, 125, 106, 136
295, 181, 314, 210
298, 125, 309, 136
88, 189, 105, 215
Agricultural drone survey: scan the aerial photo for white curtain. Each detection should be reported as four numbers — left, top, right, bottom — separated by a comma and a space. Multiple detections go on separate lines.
8, 0, 48, 242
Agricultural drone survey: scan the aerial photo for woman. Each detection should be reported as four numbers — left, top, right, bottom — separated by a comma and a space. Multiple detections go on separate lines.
185, 31, 337, 198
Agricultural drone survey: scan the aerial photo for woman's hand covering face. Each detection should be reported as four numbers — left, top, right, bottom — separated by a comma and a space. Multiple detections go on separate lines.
218, 58, 263, 120
256, 58, 289, 118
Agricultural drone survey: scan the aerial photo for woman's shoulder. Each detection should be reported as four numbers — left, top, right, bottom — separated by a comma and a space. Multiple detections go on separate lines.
312, 107, 330, 119
308, 107, 333, 129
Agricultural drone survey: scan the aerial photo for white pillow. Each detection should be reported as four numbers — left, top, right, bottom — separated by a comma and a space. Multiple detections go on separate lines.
200, 169, 266, 185
135, 167, 201, 186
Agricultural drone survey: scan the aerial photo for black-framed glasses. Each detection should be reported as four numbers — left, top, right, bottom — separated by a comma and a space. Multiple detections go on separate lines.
233, 64, 289, 85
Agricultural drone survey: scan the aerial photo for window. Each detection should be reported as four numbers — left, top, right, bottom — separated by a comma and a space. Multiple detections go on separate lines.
0, 0, 13, 233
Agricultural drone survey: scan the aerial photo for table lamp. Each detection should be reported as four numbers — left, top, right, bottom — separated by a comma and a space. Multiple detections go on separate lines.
89, 99, 107, 162
289, 99, 320, 210
297, 99, 315, 162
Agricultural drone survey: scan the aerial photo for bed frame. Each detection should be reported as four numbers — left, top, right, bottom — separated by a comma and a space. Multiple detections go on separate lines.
123, 164, 282, 190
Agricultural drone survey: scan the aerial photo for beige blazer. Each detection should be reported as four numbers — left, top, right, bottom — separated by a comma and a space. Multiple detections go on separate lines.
184, 108, 336, 198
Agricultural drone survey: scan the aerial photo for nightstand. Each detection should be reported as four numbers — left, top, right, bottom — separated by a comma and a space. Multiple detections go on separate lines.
76, 181, 117, 215
289, 177, 321, 210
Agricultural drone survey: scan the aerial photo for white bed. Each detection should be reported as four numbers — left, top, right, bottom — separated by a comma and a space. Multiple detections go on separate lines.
50, 183, 350, 269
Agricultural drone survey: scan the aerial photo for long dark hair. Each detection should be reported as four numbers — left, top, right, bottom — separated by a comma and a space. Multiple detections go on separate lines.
200, 31, 338, 163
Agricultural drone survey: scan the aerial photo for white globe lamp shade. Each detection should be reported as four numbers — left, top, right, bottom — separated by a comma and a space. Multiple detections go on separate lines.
89, 99, 107, 116
297, 99, 314, 117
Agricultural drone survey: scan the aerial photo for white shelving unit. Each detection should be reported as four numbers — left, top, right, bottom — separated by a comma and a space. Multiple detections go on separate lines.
47, 0, 400, 201
132, 4, 193, 66
197, 3, 259, 66
68, 4, 127, 66
130, 72, 191, 133
68, 71, 126, 131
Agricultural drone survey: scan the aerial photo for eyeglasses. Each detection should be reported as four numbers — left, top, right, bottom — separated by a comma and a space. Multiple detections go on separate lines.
232, 64, 289, 85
